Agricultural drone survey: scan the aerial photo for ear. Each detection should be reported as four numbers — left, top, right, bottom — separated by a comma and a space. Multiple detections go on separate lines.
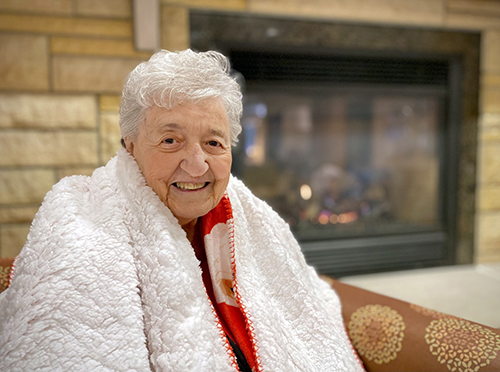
123, 137, 134, 155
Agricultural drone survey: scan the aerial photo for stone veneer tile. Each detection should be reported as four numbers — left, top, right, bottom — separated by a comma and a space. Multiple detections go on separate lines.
478, 187, 500, 211
0, 13, 132, 38
481, 89, 500, 114
0, 0, 73, 14
0, 206, 39, 224
75, 0, 132, 18
476, 250, 500, 264
476, 212, 500, 255
51, 37, 152, 59
445, 12, 500, 30
53, 56, 145, 93
56, 166, 96, 180
248, 0, 445, 26
0, 34, 49, 91
0, 94, 96, 129
481, 73, 500, 88
478, 143, 500, 185
100, 112, 122, 163
482, 31, 500, 73
0, 131, 98, 166
481, 113, 500, 127
99, 95, 122, 112
162, 0, 246, 10
479, 123, 500, 142
0, 224, 31, 258
0, 169, 55, 205
161, 6, 189, 51
448, 0, 500, 17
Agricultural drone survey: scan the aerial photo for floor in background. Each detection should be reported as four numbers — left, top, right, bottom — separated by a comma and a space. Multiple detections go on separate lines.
340, 262, 500, 328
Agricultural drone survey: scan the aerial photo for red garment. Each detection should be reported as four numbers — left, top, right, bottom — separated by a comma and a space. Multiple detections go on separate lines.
191, 196, 257, 371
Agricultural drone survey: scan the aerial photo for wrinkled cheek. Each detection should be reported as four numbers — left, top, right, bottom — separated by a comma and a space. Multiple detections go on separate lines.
215, 177, 230, 199
147, 179, 169, 203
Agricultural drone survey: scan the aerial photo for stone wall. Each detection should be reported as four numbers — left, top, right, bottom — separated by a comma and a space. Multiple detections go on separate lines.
0, 0, 499, 263
477, 26, 500, 263
0, 0, 151, 257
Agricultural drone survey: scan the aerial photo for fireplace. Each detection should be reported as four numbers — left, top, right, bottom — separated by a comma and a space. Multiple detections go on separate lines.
190, 12, 480, 276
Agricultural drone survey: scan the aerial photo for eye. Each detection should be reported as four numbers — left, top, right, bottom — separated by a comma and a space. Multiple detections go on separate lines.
208, 140, 221, 147
163, 138, 176, 144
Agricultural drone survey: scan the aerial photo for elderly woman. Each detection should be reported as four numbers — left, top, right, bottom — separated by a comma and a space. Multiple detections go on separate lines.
0, 50, 363, 372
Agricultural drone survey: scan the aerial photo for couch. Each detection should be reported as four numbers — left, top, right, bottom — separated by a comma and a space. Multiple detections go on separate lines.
1, 257, 499, 372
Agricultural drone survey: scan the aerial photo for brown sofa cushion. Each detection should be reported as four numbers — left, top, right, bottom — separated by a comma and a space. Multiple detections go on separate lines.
325, 277, 500, 372
0, 257, 15, 294
1, 258, 498, 372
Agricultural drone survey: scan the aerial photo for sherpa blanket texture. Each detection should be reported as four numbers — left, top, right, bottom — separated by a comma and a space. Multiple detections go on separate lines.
0, 149, 364, 372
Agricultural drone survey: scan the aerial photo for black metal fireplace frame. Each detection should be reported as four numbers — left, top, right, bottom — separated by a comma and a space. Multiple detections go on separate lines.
190, 11, 480, 277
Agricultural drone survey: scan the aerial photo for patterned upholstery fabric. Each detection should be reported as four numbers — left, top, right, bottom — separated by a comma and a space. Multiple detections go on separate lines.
325, 277, 500, 372
1, 259, 498, 372
0, 257, 14, 294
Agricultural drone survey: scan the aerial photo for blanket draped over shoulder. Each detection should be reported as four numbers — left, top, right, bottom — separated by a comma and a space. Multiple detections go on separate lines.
0, 149, 364, 372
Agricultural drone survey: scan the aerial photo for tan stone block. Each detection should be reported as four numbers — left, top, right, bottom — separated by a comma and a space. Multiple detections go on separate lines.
0, 34, 49, 91
99, 95, 122, 112
162, 0, 246, 10
478, 143, 500, 184
476, 212, 500, 257
445, 12, 500, 30
477, 186, 500, 211
248, 0, 445, 26
0, 94, 96, 129
480, 123, 500, 142
0, 206, 39, 224
481, 89, 500, 114
0, 169, 55, 205
53, 56, 144, 93
481, 73, 500, 88
476, 250, 500, 263
482, 31, 500, 73
51, 37, 152, 59
56, 166, 96, 180
448, 0, 500, 17
0, 0, 73, 14
481, 113, 500, 127
0, 131, 98, 166
161, 5, 189, 51
75, 0, 132, 18
0, 14, 132, 38
0, 224, 30, 258
100, 112, 122, 163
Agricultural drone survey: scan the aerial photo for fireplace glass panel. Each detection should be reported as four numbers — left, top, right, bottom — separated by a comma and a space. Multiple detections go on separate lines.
237, 89, 443, 241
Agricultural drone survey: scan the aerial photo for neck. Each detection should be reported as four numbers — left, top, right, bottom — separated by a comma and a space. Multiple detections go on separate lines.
181, 218, 198, 244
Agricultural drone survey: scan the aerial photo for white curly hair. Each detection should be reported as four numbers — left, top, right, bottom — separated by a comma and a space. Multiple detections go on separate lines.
119, 49, 243, 145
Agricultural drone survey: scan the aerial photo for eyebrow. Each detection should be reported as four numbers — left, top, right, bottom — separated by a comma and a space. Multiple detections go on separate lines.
158, 124, 227, 137
208, 129, 228, 139
157, 123, 182, 132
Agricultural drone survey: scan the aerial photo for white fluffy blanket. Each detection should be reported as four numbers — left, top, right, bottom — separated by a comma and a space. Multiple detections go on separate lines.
0, 149, 364, 372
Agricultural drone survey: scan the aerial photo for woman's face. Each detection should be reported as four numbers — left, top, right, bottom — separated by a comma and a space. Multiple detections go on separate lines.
124, 99, 232, 228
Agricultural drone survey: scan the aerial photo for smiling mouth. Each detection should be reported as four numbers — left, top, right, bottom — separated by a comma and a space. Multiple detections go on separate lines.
173, 182, 210, 191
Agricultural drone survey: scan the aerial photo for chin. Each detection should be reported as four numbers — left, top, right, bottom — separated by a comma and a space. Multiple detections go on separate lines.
172, 208, 210, 224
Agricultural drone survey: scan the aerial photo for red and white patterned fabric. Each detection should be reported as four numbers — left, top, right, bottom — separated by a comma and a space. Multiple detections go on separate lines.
201, 195, 257, 371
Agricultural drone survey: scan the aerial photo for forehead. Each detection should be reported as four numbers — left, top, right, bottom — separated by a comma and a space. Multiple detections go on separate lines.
143, 99, 230, 137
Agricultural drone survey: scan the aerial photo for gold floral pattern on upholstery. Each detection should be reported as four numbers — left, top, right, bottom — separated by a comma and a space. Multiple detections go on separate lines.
425, 318, 500, 372
348, 304, 406, 364
0, 265, 10, 293
410, 303, 454, 319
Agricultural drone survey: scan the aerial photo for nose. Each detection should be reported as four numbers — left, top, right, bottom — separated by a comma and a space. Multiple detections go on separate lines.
180, 144, 209, 177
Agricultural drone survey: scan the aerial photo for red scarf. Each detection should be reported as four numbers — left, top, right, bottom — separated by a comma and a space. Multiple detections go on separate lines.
192, 194, 258, 371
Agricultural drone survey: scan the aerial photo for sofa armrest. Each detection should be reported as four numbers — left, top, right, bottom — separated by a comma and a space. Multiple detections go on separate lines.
0, 257, 15, 294
323, 276, 500, 372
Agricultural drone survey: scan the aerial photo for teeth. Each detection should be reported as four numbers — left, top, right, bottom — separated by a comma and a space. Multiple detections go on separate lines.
175, 182, 206, 190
